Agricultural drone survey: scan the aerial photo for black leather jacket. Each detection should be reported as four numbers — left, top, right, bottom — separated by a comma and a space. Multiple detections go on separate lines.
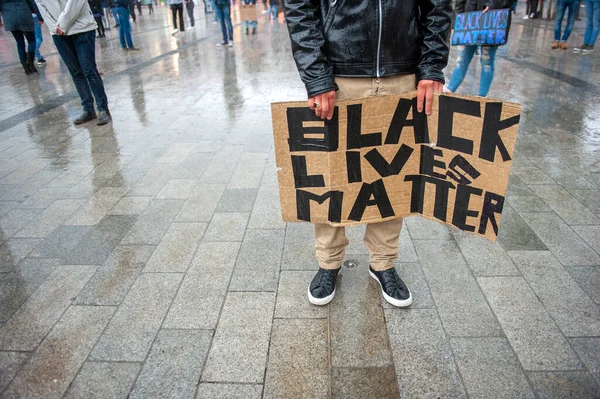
284, 0, 453, 98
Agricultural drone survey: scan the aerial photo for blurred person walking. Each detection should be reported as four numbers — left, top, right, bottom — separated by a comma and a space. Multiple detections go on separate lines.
575, 0, 599, 52
185, 0, 194, 26
114, 0, 138, 49
89, 0, 106, 37
214, 0, 232, 45
32, 11, 46, 65
169, 0, 185, 34
35, 0, 112, 124
242, 0, 256, 34
552, 0, 580, 49
0, 0, 44, 74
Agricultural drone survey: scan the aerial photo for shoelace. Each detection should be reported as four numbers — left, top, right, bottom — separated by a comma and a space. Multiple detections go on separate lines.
318, 269, 335, 287
381, 269, 406, 294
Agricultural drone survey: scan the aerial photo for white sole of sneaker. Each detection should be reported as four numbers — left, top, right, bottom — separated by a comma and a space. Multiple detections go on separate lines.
307, 286, 335, 306
369, 270, 413, 308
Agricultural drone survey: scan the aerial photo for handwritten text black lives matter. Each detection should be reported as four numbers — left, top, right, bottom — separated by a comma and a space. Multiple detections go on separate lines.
272, 94, 520, 241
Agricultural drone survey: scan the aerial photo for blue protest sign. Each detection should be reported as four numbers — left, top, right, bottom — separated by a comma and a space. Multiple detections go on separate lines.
452, 9, 510, 46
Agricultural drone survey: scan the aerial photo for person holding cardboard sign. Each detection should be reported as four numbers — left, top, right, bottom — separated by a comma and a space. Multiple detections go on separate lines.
284, 0, 452, 307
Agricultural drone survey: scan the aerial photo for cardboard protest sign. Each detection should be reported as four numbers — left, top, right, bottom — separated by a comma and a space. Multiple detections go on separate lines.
239, 4, 257, 21
271, 92, 521, 241
452, 9, 510, 46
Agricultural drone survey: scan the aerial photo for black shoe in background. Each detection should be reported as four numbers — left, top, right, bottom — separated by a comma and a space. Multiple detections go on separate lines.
97, 110, 112, 125
369, 265, 412, 307
73, 111, 97, 125
308, 267, 340, 305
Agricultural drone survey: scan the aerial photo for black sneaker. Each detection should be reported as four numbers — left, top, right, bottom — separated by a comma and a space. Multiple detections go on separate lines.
574, 44, 587, 52
369, 265, 412, 307
583, 45, 594, 54
73, 111, 97, 125
97, 110, 112, 125
36, 58, 47, 66
307, 267, 340, 306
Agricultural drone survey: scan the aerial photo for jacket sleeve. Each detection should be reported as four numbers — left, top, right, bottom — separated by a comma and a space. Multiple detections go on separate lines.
26, 0, 44, 22
57, 0, 87, 31
283, 0, 337, 98
416, 0, 453, 84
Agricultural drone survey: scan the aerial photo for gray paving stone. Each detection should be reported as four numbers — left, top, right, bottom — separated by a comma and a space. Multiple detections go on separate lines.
156, 179, 198, 200
414, 240, 503, 337
107, 196, 152, 215
216, 188, 258, 213
520, 212, 600, 266
127, 163, 177, 197
228, 229, 284, 291
0, 238, 41, 272
65, 362, 141, 399
329, 257, 394, 368
171, 152, 213, 179
199, 162, 236, 183
381, 261, 436, 310
176, 184, 227, 222
274, 271, 328, 319
61, 215, 137, 265
528, 371, 600, 399
65, 187, 128, 225
0, 265, 96, 351
247, 165, 286, 230
0, 351, 29, 393
451, 229, 520, 276
478, 277, 582, 370
143, 222, 207, 273
404, 215, 452, 240
572, 225, 600, 254
89, 273, 183, 361
529, 185, 600, 225
385, 308, 466, 398
14, 199, 85, 238
0, 208, 43, 236
508, 251, 600, 337
130, 329, 213, 399
331, 367, 398, 399
196, 383, 263, 399
566, 266, 600, 304
0, 258, 59, 322
507, 195, 553, 213
17, 187, 69, 209
506, 174, 536, 197
164, 241, 241, 329
201, 292, 275, 383
570, 338, 600, 386
510, 165, 555, 185
0, 158, 47, 185
263, 319, 329, 399
120, 200, 184, 245
2, 306, 114, 399
450, 338, 535, 399
203, 213, 249, 242
0, 201, 19, 217
1, 171, 61, 202
569, 189, 600, 214
496, 204, 548, 251
281, 223, 316, 271
228, 153, 267, 189
29, 225, 93, 258
157, 143, 196, 164
75, 245, 155, 306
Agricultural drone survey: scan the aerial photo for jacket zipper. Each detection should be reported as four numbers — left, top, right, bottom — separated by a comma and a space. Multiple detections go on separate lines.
376, 0, 383, 78
331, 0, 337, 6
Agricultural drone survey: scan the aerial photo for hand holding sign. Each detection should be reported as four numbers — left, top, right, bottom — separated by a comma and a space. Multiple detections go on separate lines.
309, 90, 336, 120
417, 80, 444, 115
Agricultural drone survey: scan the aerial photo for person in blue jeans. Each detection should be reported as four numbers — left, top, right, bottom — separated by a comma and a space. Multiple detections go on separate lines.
268, 0, 277, 19
552, 0, 580, 49
214, 0, 233, 46
575, 0, 600, 52
446, 46, 498, 96
35, 0, 111, 125
31, 13, 46, 65
113, 0, 138, 49
242, 0, 256, 34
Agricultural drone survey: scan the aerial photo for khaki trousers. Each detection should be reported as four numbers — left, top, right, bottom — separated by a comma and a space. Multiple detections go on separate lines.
314, 74, 416, 272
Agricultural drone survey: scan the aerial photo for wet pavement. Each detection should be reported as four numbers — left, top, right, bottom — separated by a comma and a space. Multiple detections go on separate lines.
0, 2, 599, 398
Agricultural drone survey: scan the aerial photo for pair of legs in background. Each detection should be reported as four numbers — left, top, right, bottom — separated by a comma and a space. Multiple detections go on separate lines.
52, 30, 110, 124
32, 14, 45, 64
171, 3, 185, 33
447, 45, 498, 97
243, 0, 257, 33
309, 74, 415, 308
10, 30, 38, 74
114, 7, 136, 49
553, 0, 580, 48
186, 1, 195, 27
214, 2, 233, 44
579, 0, 600, 49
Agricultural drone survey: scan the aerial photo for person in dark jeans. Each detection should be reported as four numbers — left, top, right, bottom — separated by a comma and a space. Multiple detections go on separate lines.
89, 0, 106, 37
553, 0, 581, 49
129, 0, 136, 22
170, 0, 185, 34
0, 0, 44, 74
113, 0, 138, 49
185, 0, 194, 27
36, 0, 111, 124
214, 0, 232, 46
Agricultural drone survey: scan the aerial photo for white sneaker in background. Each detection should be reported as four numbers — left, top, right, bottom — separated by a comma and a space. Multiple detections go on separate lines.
171, 28, 179, 35
522, 14, 529, 19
